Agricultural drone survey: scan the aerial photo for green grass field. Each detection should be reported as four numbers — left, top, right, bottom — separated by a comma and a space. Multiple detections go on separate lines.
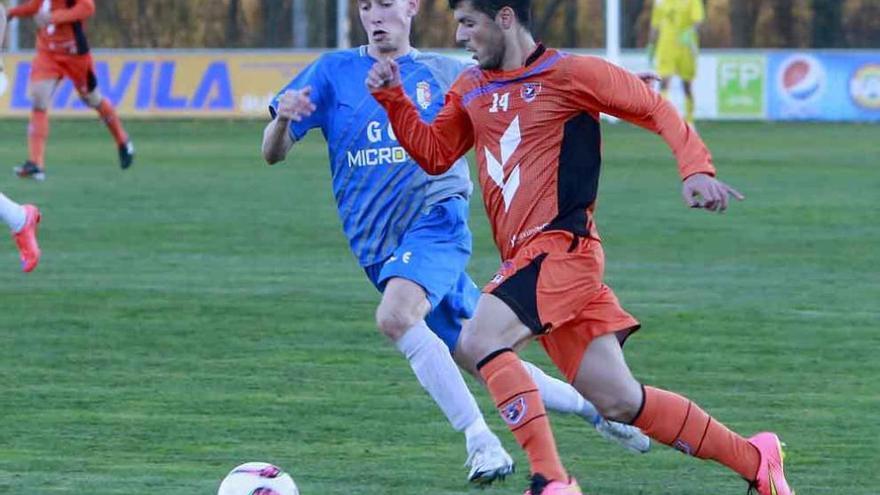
0, 119, 878, 494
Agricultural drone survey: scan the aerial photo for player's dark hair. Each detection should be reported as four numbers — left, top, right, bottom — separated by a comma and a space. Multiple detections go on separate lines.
447, 0, 531, 27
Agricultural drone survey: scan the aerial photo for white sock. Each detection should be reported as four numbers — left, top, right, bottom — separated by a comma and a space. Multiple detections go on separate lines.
522, 360, 602, 424
395, 320, 486, 440
463, 415, 499, 453
0, 193, 26, 233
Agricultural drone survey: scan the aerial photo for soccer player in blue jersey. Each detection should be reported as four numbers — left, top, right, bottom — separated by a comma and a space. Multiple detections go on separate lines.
261, 0, 649, 484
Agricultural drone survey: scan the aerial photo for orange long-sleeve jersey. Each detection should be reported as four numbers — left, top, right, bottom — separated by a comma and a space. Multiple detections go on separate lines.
8, 0, 95, 55
374, 45, 716, 260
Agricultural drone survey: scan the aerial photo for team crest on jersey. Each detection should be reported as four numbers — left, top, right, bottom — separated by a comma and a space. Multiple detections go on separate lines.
416, 81, 432, 110
521, 82, 542, 103
501, 397, 527, 425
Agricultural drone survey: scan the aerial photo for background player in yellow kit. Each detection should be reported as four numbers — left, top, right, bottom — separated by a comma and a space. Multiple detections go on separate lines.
648, 0, 704, 124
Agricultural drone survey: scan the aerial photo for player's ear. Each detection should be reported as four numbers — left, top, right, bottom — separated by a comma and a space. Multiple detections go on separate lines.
407, 0, 420, 17
496, 6, 515, 30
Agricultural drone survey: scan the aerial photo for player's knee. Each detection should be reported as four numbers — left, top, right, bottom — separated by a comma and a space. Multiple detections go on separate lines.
29, 92, 50, 111
452, 347, 480, 381
375, 305, 418, 342
590, 387, 643, 423
458, 327, 496, 365
81, 91, 103, 108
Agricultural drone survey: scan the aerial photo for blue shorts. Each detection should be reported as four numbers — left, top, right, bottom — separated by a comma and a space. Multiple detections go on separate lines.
364, 196, 481, 353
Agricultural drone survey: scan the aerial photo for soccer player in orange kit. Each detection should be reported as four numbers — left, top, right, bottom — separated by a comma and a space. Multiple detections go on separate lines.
7, 0, 134, 181
367, 1, 795, 495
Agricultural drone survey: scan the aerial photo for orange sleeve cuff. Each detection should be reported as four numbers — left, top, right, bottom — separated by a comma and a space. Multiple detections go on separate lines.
680, 162, 716, 181
372, 84, 408, 108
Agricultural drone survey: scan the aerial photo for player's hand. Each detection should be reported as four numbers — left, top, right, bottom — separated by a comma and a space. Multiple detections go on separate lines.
682, 173, 744, 213
365, 59, 401, 93
275, 86, 316, 123
35, 10, 51, 28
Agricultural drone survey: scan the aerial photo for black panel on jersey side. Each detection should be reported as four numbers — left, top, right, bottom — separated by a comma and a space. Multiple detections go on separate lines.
68, 0, 90, 55
72, 21, 90, 55
546, 113, 602, 235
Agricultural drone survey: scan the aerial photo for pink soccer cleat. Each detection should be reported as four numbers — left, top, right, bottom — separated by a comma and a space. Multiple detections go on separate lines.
13, 204, 41, 272
748, 432, 795, 495
524, 474, 583, 495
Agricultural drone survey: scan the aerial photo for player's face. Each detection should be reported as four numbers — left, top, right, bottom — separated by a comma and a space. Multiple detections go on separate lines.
454, 2, 506, 70
358, 0, 418, 54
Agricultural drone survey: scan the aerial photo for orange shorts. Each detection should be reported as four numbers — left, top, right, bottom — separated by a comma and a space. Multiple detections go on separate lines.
483, 231, 640, 382
30, 51, 97, 95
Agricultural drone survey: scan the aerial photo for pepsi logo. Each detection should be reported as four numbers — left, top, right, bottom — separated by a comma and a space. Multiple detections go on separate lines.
777, 55, 826, 103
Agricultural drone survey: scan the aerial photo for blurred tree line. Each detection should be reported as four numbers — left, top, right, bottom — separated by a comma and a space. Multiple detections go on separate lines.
11, 0, 880, 50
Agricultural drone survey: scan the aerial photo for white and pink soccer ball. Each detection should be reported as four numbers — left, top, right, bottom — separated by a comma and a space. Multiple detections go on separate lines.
218, 462, 299, 495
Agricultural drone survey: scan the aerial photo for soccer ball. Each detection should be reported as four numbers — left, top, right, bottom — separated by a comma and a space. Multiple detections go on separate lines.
217, 462, 299, 495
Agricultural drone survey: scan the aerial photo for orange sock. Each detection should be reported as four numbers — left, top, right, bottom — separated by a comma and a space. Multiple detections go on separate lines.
478, 350, 567, 482
633, 386, 760, 480
28, 109, 49, 168
96, 99, 128, 145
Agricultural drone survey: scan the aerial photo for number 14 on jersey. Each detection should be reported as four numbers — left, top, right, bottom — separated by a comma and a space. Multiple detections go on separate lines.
490, 92, 510, 113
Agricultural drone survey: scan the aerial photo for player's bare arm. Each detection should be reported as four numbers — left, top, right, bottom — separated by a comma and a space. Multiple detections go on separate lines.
261, 87, 316, 165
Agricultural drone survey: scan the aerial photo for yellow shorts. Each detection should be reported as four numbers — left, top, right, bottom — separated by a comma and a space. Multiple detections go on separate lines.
656, 47, 698, 81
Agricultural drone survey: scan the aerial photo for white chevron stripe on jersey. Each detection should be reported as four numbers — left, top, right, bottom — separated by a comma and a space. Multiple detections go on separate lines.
485, 116, 522, 212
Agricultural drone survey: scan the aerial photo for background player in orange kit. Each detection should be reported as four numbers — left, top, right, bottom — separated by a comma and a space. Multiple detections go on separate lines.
6, 0, 134, 181
367, 1, 795, 495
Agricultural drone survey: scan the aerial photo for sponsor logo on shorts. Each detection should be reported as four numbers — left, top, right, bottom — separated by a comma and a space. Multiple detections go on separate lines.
384, 251, 413, 265
490, 260, 515, 284
501, 396, 527, 425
